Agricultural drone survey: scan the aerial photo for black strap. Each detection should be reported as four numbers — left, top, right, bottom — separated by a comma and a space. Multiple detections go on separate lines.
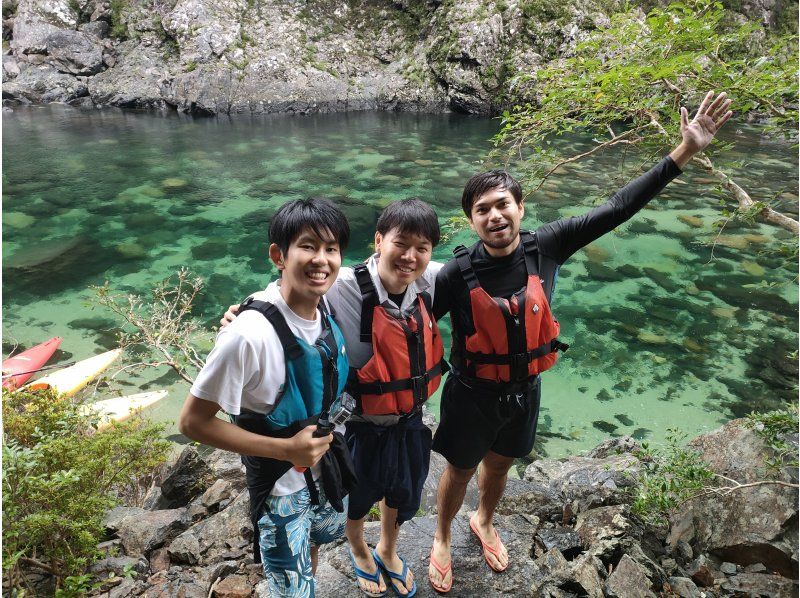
520, 230, 539, 278
304, 469, 320, 506
354, 263, 378, 343
453, 244, 480, 290
465, 338, 568, 365
351, 359, 448, 396
238, 298, 304, 360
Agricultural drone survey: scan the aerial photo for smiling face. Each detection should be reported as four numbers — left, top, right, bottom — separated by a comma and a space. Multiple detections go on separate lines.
269, 227, 342, 313
374, 227, 433, 295
469, 186, 525, 257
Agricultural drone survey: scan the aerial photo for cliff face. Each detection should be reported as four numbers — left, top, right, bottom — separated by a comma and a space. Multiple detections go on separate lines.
2, 0, 794, 115
4, 0, 785, 116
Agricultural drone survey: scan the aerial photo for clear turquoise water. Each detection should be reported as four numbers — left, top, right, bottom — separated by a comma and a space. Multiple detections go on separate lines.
3, 105, 797, 457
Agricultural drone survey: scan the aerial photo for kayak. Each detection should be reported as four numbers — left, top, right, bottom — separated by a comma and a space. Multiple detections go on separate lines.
83, 390, 168, 431
2, 337, 62, 390
26, 348, 122, 397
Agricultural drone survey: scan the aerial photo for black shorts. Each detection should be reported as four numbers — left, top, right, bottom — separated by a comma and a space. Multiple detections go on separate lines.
345, 414, 432, 524
432, 374, 541, 470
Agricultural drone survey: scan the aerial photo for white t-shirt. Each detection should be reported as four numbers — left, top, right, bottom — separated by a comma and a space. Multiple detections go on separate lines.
190, 281, 328, 496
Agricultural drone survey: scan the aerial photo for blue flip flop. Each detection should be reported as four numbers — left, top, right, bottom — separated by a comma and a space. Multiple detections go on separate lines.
349, 550, 387, 597
372, 549, 417, 597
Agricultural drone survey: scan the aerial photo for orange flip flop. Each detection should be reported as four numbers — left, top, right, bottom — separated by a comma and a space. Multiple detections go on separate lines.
469, 516, 508, 572
428, 548, 453, 594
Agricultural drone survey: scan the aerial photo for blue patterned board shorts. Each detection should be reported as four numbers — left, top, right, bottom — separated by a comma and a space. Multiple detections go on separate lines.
257, 483, 347, 598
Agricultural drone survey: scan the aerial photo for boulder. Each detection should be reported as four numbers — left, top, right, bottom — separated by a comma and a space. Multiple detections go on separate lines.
535, 526, 583, 560
171, 489, 252, 565
575, 504, 633, 547
205, 449, 247, 491
719, 572, 799, 596
666, 576, 702, 598
2, 63, 88, 103
88, 555, 149, 578
11, 0, 76, 55
524, 453, 640, 511
605, 554, 654, 597
158, 445, 214, 508
115, 508, 187, 556
212, 574, 251, 598
202, 478, 235, 510
88, 42, 171, 110
669, 420, 798, 577
44, 29, 104, 75
168, 531, 202, 565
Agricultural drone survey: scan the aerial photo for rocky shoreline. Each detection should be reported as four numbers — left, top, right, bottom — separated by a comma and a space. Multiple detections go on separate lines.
22, 416, 795, 597
2, 0, 788, 116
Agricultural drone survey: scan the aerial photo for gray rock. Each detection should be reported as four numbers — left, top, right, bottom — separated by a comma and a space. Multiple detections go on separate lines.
536, 526, 583, 560
115, 508, 187, 556
531, 548, 572, 593
666, 576, 701, 598
686, 554, 718, 587
569, 553, 606, 597
586, 436, 641, 459
171, 489, 252, 565
11, 0, 76, 55
88, 43, 171, 110
158, 445, 213, 508
669, 419, 798, 577
720, 561, 738, 575
167, 532, 201, 565
496, 477, 563, 521
574, 504, 632, 547
104, 506, 148, 533
79, 20, 109, 39
605, 554, 654, 597
720, 572, 799, 596
202, 478, 235, 510
744, 562, 768, 573
2, 63, 88, 103
205, 449, 246, 490
88, 555, 149, 577
44, 29, 104, 75
421, 442, 479, 513
3, 55, 21, 79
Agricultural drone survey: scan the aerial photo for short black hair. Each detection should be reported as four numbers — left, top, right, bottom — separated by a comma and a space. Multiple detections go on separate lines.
269, 197, 350, 255
461, 170, 523, 217
376, 198, 441, 247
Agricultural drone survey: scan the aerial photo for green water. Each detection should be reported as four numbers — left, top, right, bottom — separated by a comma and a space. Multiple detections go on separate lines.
3, 105, 797, 457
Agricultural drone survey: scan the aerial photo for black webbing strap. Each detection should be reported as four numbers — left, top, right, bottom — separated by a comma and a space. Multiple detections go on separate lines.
238, 298, 303, 360
453, 244, 480, 290
520, 230, 539, 277
351, 359, 447, 396
465, 338, 568, 365
354, 263, 378, 343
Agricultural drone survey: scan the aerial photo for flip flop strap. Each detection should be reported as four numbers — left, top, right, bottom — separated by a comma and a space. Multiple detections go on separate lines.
429, 552, 451, 576
352, 554, 382, 583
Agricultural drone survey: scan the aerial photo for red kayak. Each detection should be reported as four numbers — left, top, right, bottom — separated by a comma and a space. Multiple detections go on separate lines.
2, 337, 62, 390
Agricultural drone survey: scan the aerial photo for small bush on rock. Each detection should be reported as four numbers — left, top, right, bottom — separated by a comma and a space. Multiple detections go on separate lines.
2, 387, 170, 594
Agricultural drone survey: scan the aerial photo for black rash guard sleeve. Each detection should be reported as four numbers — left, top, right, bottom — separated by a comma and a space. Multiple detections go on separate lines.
535, 155, 682, 265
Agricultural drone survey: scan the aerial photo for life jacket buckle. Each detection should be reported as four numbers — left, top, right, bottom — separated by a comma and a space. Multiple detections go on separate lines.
510, 352, 530, 374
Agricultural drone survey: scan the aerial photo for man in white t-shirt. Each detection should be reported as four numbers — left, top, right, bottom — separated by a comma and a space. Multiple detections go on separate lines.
179, 197, 353, 598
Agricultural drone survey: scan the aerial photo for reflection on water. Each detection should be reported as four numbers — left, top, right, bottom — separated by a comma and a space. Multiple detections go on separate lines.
3, 106, 797, 457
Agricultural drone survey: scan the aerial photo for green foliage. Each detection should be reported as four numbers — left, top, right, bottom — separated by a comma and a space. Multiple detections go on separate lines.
185, 60, 197, 72
631, 428, 715, 525
745, 404, 799, 474
2, 387, 170, 591
495, 0, 798, 186
109, 0, 129, 39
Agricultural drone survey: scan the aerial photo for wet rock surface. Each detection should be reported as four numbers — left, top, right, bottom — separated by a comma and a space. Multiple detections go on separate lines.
63, 418, 798, 597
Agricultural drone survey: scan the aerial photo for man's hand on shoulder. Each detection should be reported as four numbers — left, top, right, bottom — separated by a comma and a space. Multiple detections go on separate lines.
220, 304, 241, 329
282, 425, 333, 468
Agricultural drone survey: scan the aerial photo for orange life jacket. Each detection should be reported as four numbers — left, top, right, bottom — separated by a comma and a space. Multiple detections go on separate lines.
348, 264, 447, 415
452, 231, 568, 385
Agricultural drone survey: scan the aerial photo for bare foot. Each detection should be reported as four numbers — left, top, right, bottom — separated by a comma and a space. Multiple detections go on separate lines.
375, 546, 415, 595
469, 514, 508, 571
350, 541, 387, 596
428, 534, 453, 592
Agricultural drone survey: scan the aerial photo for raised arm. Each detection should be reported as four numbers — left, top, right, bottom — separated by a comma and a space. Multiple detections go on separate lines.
537, 91, 732, 264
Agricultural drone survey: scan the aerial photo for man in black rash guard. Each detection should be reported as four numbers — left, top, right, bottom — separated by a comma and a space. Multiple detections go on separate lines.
426, 92, 733, 593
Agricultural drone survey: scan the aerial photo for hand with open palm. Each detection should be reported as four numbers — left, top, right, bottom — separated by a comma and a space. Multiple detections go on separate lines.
670, 91, 733, 168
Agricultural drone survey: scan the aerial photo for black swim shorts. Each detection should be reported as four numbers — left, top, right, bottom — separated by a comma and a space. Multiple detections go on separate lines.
432, 374, 541, 470
345, 413, 432, 524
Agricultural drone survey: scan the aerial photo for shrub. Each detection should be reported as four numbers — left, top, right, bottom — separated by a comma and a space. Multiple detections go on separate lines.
2, 387, 170, 593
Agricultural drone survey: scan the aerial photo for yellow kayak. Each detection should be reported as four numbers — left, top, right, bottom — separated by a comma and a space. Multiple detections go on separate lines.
82, 390, 168, 430
26, 348, 122, 397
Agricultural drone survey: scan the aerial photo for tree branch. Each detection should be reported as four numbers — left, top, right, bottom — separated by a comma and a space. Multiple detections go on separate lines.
692, 155, 799, 234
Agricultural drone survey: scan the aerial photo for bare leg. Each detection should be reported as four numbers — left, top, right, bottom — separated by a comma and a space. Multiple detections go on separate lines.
428, 463, 477, 588
375, 500, 414, 594
472, 450, 514, 569
311, 545, 319, 575
345, 516, 386, 595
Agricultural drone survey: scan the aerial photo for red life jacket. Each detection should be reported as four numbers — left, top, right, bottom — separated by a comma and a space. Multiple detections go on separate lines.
348, 263, 447, 415
453, 231, 568, 385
